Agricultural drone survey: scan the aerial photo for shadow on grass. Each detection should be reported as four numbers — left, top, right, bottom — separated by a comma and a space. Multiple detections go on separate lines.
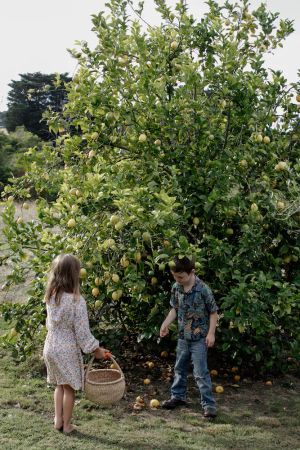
64, 428, 187, 450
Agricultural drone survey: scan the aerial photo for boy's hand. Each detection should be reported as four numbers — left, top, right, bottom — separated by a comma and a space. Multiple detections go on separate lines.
160, 323, 169, 337
205, 333, 215, 348
94, 347, 110, 359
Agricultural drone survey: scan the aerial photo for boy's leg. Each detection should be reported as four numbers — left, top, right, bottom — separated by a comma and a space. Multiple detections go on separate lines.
191, 339, 216, 416
170, 339, 190, 401
54, 385, 63, 430
62, 384, 76, 433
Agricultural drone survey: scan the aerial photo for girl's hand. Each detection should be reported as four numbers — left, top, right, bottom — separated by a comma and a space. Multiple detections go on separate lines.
94, 347, 111, 359
160, 323, 169, 338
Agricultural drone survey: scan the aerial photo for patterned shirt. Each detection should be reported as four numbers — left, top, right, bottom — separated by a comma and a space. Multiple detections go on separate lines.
170, 276, 218, 341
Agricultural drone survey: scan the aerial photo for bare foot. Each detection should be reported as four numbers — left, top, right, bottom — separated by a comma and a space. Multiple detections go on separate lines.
54, 417, 63, 431
63, 424, 78, 434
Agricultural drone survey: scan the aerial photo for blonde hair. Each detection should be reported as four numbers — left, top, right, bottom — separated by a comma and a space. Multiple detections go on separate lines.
45, 254, 81, 305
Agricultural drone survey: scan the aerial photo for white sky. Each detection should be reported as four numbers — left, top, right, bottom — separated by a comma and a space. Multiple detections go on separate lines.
0, 0, 299, 111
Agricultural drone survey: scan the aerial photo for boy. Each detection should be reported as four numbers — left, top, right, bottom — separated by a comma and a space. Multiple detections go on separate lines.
160, 256, 218, 418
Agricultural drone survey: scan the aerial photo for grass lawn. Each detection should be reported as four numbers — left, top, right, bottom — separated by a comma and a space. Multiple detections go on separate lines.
0, 319, 299, 450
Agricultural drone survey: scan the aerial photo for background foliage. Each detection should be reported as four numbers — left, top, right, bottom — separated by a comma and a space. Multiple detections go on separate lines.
0, 127, 42, 190
5, 72, 71, 141
1, 0, 300, 374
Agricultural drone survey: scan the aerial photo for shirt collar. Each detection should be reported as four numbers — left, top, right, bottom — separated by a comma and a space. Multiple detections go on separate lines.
177, 276, 202, 294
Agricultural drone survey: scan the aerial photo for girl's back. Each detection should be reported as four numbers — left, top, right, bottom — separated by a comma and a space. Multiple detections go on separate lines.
46, 292, 78, 333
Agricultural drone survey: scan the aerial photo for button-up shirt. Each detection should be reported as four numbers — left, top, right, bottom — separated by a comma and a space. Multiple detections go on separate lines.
170, 276, 218, 340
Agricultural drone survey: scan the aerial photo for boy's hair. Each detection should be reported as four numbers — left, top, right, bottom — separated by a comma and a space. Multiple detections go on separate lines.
45, 254, 81, 305
173, 256, 195, 274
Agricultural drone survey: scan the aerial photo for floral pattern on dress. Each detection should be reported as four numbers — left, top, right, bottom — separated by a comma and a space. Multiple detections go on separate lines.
43, 293, 99, 390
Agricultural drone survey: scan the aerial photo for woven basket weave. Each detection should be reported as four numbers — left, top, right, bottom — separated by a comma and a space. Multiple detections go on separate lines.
84, 356, 125, 405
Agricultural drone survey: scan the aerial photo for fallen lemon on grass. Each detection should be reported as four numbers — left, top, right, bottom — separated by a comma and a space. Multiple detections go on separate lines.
133, 395, 146, 411
160, 351, 168, 358
265, 380, 273, 386
234, 375, 241, 382
150, 399, 160, 409
143, 378, 151, 385
133, 403, 143, 411
215, 385, 224, 394
231, 366, 239, 373
210, 369, 218, 377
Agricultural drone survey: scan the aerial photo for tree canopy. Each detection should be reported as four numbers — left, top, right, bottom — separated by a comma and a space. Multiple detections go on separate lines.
1, 0, 300, 374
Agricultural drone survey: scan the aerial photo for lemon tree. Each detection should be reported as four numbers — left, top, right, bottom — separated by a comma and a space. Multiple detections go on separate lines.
1, 0, 299, 373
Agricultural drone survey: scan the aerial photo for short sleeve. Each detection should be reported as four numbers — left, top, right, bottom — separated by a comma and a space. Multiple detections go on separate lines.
170, 284, 178, 310
203, 284, 218, 314
74, 296, 99, 353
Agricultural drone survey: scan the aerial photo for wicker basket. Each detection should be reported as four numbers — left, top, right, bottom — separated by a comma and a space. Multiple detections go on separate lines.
84, 355, 125, 405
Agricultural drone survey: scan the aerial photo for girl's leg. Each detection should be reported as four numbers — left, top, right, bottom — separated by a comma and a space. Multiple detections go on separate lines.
54, 385, 63, 430
62, 384, 76, 433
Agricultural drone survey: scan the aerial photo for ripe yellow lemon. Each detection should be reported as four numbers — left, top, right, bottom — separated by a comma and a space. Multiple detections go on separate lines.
112, 274, 120, 283
79, 268, 87, 279
110, 215, 120, 225
150, 399, 160, 408
143, 378, 151, 385
67, 218, 76, 228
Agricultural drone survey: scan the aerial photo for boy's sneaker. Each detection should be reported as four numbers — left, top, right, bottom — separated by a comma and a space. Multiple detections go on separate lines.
161, 398, 187, 410
203, 408, 217, 419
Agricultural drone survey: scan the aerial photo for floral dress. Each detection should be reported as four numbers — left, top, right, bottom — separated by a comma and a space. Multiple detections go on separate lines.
43, 293, 99, 390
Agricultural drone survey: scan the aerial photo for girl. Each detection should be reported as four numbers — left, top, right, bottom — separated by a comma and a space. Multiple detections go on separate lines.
43, 253, 109, 434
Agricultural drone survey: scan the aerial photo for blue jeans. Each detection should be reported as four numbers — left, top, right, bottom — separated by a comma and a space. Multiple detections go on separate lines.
171, 338, 216, 412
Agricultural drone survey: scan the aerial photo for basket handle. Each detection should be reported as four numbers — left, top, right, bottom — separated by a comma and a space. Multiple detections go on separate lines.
85, 354, 124, 381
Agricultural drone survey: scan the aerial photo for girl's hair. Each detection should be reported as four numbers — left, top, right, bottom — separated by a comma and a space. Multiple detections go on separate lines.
45, 254, 81, 305
173, 256, 195, 274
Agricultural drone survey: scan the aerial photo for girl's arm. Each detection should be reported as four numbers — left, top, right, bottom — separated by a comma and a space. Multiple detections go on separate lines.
74, 297, 99, 353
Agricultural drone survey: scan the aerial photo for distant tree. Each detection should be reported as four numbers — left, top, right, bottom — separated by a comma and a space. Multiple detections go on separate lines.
0, 111, 7, 128
5, 73, 71, 140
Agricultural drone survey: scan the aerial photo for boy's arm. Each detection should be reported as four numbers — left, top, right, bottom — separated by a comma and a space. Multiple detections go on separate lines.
205, 311, 218, 347
160, 308, 177, 337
